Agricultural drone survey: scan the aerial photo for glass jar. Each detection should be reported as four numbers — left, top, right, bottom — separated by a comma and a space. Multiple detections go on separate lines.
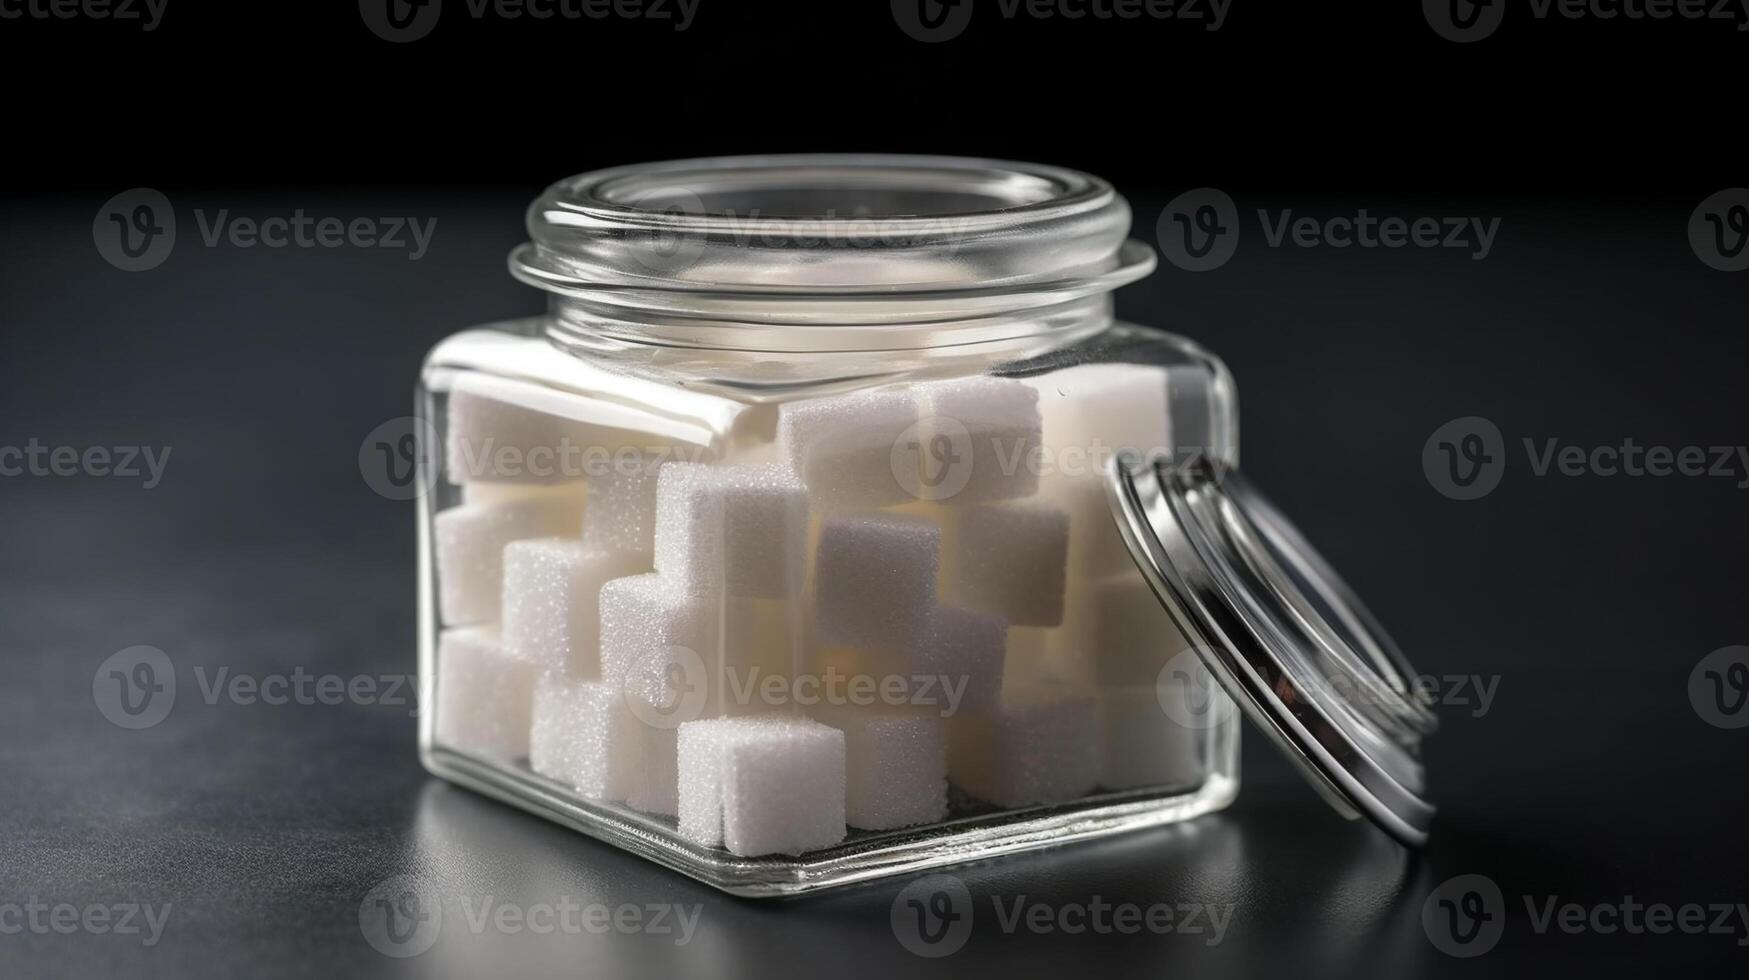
416, 156, 1434, 896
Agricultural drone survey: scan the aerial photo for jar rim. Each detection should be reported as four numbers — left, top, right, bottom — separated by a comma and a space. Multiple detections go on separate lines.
509, 154, 1154, 327
580, 154, 1105, 222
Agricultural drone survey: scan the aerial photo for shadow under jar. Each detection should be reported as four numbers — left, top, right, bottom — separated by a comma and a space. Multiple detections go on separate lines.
416, 155, 1435, 896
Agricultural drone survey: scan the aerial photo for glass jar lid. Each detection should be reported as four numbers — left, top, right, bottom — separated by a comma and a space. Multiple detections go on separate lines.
1107, 454, 1439, 846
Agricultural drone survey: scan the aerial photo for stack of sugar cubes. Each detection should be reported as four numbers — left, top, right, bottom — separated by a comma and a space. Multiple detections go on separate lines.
429, 368, 1209, 859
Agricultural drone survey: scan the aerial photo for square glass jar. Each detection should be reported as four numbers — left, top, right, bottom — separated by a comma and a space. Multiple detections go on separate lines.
415, 157, 1247, 896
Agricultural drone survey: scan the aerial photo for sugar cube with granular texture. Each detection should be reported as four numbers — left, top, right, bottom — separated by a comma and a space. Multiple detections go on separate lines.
434, 627, 537, 761
908, 605, 1007, 713
813, 514, 940, 651
597, 573, 721, 719
501, 539, 648, 678
528, 675, 681, 812
777, 388, 925, 510
528, 677, 634, 800
712, 467, 808, 599
948, 503, 1069, 627
579, 457, 665, 559
919, 376, 1042, 505
599, 577, 797, 720
677, 715, 847, 856
654, 463, 809, 599
815, 708, 947, 831
676, 719, 730, 848
433, 496, 581, 625
651, 463, 721, 596
1028, 365, 1172, 578
714, 715, 846, 857
445, 388, 592, 485
946, 685, 1100, 807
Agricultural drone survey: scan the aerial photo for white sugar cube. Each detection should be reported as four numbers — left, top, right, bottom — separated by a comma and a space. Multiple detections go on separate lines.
947, 686, 1100, 806
528, 676, 680, 813
528, 677, 633, 800
677, 715, 847, 856
654, 464, 809, 599
1084, 570, 1196, 686
1030, 365, 1172, 578
816, 709, 947, 831
814, 515, 940, 650
652, 464, 721, 595
600, 574, 797, 720
1098, 685, 1204, 791
446, 389, 588, 484
1001, 628, 1106, 698
920, 376, 1042, 504
1039, 472, 1138, 579
1051, 574, 1188, 687
579, 457, 665, 558
1029, 364, 1172, 467
778, 388, 925, 509
1000, 626, 1058, 691
501, 539, 648, 679
433, 497, 581, 626
598, 573, 722, 721
909, 605, 1007, 713
724, 478, 806, 596
949, 503, 1069, 627
1041, 482, 1146, 580
434, 628, 536, 761
676, 721, 729, 848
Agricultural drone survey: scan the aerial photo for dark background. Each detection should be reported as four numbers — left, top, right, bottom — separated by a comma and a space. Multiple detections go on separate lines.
3, 1, 1747, 977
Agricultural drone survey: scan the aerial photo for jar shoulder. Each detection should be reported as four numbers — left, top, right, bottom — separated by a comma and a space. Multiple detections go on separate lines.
420, 317, 1238, 468
424, 318, 1232, 399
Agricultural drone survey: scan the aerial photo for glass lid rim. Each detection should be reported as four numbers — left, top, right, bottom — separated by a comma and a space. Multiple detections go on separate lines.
1106, 453, 1438, 846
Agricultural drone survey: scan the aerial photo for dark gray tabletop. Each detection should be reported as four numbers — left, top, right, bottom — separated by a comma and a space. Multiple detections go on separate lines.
3, 193, 1746, 978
